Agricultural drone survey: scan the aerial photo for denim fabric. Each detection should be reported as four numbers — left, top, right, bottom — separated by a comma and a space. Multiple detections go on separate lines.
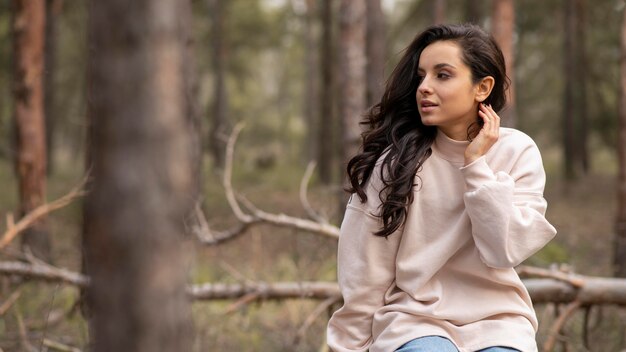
394, 336, 459, 352
476, 347, 520, 352
394, 336, 520, 352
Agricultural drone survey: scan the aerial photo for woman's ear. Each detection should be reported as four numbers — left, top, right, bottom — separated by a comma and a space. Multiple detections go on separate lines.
475, 76, 495, 103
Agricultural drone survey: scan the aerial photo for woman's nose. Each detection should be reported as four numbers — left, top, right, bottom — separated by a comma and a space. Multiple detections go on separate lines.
418, 77, 432, 95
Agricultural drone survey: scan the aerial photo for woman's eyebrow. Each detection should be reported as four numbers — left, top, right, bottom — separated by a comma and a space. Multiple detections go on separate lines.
417, 63, 456, 72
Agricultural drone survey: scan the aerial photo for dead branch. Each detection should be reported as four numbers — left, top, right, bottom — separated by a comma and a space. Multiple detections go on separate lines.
0, 289, 21, 316
294, 296, 340, 346
192, 124, 340, 245
0, 178, 87, 250
2, 260, 626, 306
543, 300, 582, 352
299, 160, 328, 223
42, 338, 82, 352
188, 281, 340, 301
517, 265, 585, 288
0, 261, 89, 288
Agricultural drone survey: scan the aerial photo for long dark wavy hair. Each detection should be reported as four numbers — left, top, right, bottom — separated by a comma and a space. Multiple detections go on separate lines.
346, 23, 509, 238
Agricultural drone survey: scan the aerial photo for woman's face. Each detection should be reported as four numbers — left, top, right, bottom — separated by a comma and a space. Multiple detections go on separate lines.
416, 40, 482, 140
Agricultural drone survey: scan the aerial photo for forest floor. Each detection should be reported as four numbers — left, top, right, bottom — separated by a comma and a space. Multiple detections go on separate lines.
0, 146, 625, 351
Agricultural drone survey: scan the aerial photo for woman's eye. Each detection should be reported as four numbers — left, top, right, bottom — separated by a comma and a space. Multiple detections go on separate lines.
437, 72, 450, 79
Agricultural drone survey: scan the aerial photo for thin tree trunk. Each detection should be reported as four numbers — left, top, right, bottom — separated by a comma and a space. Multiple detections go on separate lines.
12, 0, 50, 261
183, 0, 202, 198
45, 0, 61, 176
614, 5, 626, 278
366, 0, 385, 107
492, 0, 516, 128
303, 0, 319, 163
339, 0, 366, 168
575, 0, 589, 174
318, 0, 333, 184
465, 0, 482, 24
84, 0, 194, 350
433, 0, 446, 25
563, 0, 576, 180
209, 0, 229, 169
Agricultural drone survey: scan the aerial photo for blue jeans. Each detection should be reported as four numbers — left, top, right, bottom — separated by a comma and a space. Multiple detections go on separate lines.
394, 335, 520, 352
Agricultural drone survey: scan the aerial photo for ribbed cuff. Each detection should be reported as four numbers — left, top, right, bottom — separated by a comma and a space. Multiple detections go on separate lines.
459, 156, 496, 191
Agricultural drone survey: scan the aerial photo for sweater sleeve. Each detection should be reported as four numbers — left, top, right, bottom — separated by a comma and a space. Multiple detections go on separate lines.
326, 166, 402, 352
459, 143, 557, 269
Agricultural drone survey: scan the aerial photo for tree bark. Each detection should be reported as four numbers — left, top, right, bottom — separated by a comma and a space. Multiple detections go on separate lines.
433, 0, 446, 25
492, 0, 516, 128
339, 0, 366, 169
44, 0, 62, 175
615, 5, 626, 277
209, 0, 229, 170
318, 0, 334, 184
365, 0, 385, 107
575, 0, 589, 174
12, 0, 50, 261
563, 0, 576, 180
84, 0, 194, 350
304, 0, 319, 163
465, 0, 482, 24
183, 0, 202, 199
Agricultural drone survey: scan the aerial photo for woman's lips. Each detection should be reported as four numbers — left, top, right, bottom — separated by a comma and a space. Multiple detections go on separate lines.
420, 104, 438, 113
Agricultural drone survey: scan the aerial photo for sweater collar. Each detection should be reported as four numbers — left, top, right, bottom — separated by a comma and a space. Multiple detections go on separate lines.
433, 129, 469, 163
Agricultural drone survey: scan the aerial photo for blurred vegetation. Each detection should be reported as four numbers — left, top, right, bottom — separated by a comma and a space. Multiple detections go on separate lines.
0, 0, 625, 351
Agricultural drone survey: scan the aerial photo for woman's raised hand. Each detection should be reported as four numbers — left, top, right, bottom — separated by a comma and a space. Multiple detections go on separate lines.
464, 103, 500, 166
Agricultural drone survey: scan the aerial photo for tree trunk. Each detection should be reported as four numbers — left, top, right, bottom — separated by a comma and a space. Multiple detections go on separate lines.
183, 0, 202, 199
563, 0, 576, 180
365, 0, 385, 107
339, 0, 366, 169
433, 0, 446, 25
318, 0, 334, 184
465, 0, 482, 24
44, 0, 61, 176
209, 0, 229, 169
12, 0, 50, 261
575, 0, 589, 174
304, 0, 319, 163
614, 5, 626, 278
84, 0, 194, 350
492, 0, 516, 128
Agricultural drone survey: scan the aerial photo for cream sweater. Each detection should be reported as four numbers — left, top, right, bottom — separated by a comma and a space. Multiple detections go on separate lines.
327, 128, 557, 352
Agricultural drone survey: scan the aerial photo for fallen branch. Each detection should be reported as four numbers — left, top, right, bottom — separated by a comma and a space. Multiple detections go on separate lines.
193, 123, 340, 245
2, 260, 626, 306
0, 178, 87, 250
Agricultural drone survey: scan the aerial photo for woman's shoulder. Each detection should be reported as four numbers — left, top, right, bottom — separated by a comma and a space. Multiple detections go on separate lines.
497, 127, 539, 151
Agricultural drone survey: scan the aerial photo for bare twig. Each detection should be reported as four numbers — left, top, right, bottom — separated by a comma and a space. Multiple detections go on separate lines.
42, 338, 82, 352
191, 200, 257, 245
294, 296, 341, 346
224, 292, 261, 314
0, 261, 89, 288
192, 125, 340, 245
543, 300, 582, 352
15, 307, 37, 352
237, 195, 339, 239
517, 265, 585, 288
0, 288, 21, 316
223, 122, 253, 223
299, 160, 327, 223
0, 178, 87, 250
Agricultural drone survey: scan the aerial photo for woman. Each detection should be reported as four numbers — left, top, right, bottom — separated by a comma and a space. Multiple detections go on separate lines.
326, 24, 557, 352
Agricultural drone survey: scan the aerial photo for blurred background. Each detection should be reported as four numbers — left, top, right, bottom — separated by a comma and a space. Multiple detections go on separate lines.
0, 0, 625, 351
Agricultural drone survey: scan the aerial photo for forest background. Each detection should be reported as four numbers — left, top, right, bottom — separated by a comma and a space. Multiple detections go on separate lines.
0, 0, 626, 351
